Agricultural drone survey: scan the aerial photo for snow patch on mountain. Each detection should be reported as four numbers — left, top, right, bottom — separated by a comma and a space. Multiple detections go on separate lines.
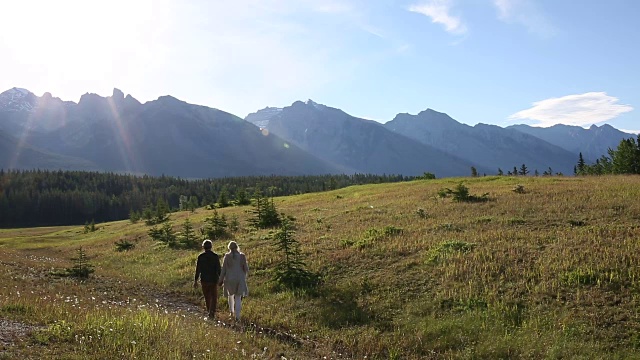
245, 106, 283, 129
0, 87, 37, 112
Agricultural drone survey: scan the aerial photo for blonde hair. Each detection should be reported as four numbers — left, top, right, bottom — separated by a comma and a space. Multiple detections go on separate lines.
228, 241, 239, 258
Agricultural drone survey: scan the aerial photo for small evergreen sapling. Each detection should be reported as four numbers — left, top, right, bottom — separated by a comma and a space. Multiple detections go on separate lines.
66, 247, 95, 278
271, 217, 319, 290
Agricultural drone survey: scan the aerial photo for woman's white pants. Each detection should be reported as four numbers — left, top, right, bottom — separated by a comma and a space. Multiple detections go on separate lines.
228, 295, 242, 320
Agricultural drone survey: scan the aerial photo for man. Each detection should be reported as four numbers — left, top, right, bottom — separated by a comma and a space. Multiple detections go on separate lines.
194, 239, 221, 317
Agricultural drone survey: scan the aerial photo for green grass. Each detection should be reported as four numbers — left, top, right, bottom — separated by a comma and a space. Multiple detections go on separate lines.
2, 175, 640, 358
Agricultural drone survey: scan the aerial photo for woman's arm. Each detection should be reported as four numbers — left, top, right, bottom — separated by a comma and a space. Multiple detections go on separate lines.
242, 254, 249, 275
218, 254, 228, 285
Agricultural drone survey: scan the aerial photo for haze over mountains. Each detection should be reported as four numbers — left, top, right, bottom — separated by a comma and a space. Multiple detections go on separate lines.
1, 87, 635, 178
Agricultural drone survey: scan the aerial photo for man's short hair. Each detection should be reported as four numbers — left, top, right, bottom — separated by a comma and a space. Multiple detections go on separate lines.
202, 239, 212, 249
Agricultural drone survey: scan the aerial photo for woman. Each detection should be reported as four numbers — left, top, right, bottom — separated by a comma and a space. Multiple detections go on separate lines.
218, 241, 249, 321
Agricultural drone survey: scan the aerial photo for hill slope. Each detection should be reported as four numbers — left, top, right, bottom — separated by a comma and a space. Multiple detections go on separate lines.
0, 130, 97, 170
2, 175, 640, 358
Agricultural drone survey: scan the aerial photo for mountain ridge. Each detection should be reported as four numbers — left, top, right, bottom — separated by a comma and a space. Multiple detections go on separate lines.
2, 87, 636, 178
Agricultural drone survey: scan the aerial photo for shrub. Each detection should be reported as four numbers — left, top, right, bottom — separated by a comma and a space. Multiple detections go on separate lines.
568, 219, 586, 227
506, 217, 526, 226
427, 240, 475, 264
420, 172, 436, 180
416, 208, 429, 219
438, 183, 489, 203
83, 219, 97, 233
148, 222, 178, 248
345, 226, 404, 250
200, 210, 230, 240
65, 247, 95, 278
114, 239, 135, 251
512, 184, 526, 194
249, 195, 282, 229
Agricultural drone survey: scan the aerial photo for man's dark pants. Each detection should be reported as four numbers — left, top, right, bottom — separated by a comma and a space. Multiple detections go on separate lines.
201, 282, 218, 316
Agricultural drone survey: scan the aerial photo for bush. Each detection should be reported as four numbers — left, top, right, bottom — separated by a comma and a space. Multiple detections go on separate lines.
114, 239, 136, 251
148, 222, 178, 248
427, 240, 475, 264
438, 183, 489, 203
65, 247, 95, 278
416, 208, 429, 219
249, 195, 282, 229
200, 210, 230, 240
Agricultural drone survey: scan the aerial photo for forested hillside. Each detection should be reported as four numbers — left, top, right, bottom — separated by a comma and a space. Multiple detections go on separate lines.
0, 170, 411, 227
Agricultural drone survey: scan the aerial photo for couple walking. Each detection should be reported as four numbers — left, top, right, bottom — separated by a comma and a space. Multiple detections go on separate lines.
193, 239, 249, 321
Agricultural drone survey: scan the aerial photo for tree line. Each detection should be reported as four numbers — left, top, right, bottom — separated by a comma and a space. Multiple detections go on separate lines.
576, 134, 640, 175
0, 170, 411, 228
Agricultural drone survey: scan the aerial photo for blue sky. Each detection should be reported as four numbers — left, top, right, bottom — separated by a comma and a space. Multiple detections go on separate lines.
0, 0, 638, 132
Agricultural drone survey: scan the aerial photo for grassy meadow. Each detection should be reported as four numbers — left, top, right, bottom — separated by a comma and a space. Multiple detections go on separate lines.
1, 175, 640, 359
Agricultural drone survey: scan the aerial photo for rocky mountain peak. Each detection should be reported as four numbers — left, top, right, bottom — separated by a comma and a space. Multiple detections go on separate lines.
124, 94, 141, 107
112, 88, 125, 102
0, 87, 38, 112
245, 106, 283, 129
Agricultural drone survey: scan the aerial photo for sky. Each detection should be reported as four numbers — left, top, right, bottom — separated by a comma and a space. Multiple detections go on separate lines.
0, 0, 638, 132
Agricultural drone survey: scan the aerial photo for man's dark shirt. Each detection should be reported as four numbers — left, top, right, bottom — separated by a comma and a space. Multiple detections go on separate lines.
194, 250, 221, 283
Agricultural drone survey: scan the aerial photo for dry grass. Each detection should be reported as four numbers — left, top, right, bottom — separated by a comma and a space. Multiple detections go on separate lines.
2, 175, 640, 359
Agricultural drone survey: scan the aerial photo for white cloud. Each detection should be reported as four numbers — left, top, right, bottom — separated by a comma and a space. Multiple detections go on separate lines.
509, 92, 634, 127
620, 129, 640, 135
492, 0, 557, 37
409, 0, 467, 35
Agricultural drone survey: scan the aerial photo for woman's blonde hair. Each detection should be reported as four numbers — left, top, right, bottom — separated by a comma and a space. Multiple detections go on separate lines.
228, 241, 239, 258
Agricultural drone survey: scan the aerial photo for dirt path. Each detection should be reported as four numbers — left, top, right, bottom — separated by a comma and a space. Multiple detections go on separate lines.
0, 319, 42, 348
0, 252, 350, 359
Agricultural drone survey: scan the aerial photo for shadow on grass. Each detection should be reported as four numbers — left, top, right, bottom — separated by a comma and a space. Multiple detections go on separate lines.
313, 285, 382, 330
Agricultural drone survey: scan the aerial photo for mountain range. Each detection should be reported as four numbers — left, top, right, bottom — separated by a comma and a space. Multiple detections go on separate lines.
1, 87, 635, 178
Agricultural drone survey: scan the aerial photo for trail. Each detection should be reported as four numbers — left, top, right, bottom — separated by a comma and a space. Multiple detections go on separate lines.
0, 252, 351, 359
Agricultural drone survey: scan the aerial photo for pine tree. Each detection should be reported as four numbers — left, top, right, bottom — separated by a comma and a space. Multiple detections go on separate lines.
519, 164, 529, 176
577, 152, 586, 174
497, 168, 503, 176
611, 137, 640, 174
249, 194, 281, 229
217, 186, 230, 208
271, 217, 319, 290
188, 196, 199, 212
234, 187, 251, 206
200, 210, 229, 240
66, 247, 95, 278
129, 209, 140, 223
471, 166, 478, 177
149, 222, 177, 248
179, 218, 197, 248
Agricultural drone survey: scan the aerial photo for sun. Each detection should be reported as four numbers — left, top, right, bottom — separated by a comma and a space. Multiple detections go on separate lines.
0, 0, 173, 97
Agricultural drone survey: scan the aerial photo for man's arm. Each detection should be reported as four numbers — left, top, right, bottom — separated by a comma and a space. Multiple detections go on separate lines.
215, 254, 222, 279
193, 255, 201, 287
